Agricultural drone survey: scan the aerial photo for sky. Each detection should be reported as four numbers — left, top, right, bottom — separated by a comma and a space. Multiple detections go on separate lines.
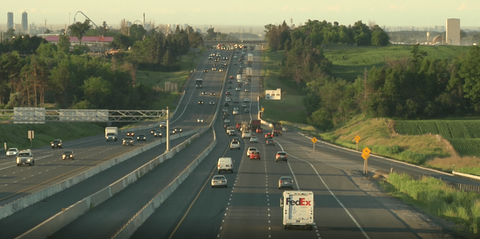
2, 0, 480, 31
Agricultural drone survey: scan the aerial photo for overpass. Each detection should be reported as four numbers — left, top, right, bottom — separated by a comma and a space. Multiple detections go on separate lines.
0, 108, 167, 123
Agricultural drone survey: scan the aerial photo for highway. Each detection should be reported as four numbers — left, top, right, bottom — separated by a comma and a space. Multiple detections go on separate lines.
0, 46, 466, 238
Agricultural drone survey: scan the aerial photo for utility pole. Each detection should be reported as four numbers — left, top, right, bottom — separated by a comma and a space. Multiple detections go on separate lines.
166, 107, 170, 151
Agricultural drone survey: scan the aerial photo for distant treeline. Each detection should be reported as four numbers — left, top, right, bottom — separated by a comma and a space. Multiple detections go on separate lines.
265, 20, 480, 130
0, 22, 203, 109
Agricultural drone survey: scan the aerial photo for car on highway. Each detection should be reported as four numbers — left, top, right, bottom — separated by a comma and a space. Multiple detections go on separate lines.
230, 139, 241, 150
235, 87, 241, 91
211, 67, 217, 71
62, 150, 75, 160
225, 97, 231, 102
170, 129, 176, 134
224, 118, 231, 124
51, 139, 63, 149
219, 68, 224, 72
266, 139, 275, 146
226, 91, 231, 96
6, 148, 19, 157
198, 100, 204, 105
175, 128, 183, 133
223, 108, 228, 112
233, 110, 239, 115
122, 137, 134, 146
16, 149, 34, 166
275, 151, 288, 162
242, 103, 247, 108
209, 100, 215, 105
137, 134, 146, 141
197, 117, 204, 123
278, 176, 294, 190
203, 68, 208, 73
244, 89, 250, 92
265, 132, 273, 139
159, 121, 167, 128
210, 92, 216, 96
249, 151, 261, 160
250, 136, 259, 143
127, 131, 135, 137
211, 175, 228, 188
150, 129, 155, 134
154, 130, 162, 137
244, 108, 249, 113
244, 98, 250, 102
256, 128, 263, 133
224, 102, 230, 106
229, 76, 235, 79
246, 147, 258, 157
201, 91, 208, 95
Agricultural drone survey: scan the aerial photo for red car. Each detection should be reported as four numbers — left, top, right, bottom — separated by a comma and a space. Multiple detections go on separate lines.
256, 128, 263, 133
249, 151, 261, 160
229, 76, 235, 79
236, 123, 242, 130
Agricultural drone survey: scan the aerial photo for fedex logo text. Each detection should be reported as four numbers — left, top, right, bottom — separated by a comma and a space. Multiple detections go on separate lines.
286, 197, 311, 206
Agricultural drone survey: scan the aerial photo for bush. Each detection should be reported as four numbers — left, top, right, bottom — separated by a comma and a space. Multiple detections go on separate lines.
397, 150, 427, 164
372, 145, 401, 156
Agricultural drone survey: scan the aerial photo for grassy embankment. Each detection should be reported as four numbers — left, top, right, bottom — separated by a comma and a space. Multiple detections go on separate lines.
0, 50, 202, 150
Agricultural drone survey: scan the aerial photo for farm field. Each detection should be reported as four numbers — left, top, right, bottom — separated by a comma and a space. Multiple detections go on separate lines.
323, 44, 471, 82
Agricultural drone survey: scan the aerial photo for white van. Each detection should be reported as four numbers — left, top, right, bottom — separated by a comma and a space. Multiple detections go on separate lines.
217, 157, 233, 173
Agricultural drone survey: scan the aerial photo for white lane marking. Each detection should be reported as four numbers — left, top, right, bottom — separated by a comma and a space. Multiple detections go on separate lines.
277, 141, 370, 239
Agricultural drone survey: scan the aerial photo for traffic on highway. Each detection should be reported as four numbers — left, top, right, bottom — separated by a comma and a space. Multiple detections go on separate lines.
0, 45, 460, 239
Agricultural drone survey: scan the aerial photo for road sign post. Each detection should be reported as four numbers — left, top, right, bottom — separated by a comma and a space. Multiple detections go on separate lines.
311, 137, 318, 152
355, 135, 361, 151
28, 130, 34, 149
362, 147, 371, 174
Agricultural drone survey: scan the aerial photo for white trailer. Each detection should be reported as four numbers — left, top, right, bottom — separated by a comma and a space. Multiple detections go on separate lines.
281, 191, 314, 230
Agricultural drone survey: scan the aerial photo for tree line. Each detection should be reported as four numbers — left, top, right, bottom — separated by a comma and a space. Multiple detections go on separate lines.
265, 20, 480, 131
0, 20, 204, 110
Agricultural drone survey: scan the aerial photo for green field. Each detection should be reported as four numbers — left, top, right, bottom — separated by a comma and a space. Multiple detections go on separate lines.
395, 120, 480, 156
259, 50, 307, 124
323, 44, 471, 81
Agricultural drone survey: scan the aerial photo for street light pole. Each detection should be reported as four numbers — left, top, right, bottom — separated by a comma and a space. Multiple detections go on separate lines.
166, 107, 170, 151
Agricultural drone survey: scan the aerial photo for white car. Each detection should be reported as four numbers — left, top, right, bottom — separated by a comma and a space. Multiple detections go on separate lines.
235, 87, 241, 91
224, 118, 231, 123
230, 140, 241, 150
211, 175, 228, 188
250, 136, 259, 143
244, 98, 250, 102
244, 89, 250, 92
225, 97, 231, 102
242, 103, 248, 108
6, 148, 19, 157
233, 110, 239, 115
246, 147, 258, 157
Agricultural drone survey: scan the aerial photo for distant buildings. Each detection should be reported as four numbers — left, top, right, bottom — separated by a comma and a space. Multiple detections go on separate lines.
21, 11, 28, 32
7, 12, 13, 30
446, 18, 460, 45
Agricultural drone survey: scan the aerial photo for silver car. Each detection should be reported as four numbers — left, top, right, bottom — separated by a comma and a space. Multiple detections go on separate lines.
249, 136, 259, 143
211, 175, 228, 188
278, 176, 294, 190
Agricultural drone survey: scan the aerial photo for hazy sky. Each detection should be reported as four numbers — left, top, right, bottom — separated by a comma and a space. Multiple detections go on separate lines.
2, 0, 480, 29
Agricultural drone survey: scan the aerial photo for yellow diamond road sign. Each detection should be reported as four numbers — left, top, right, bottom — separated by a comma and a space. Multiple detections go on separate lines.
362, 147, 371, 155
362, 152, 369, 160
311, 137, 318, 144
262, 107, 265, 111
355, 135, 361, 142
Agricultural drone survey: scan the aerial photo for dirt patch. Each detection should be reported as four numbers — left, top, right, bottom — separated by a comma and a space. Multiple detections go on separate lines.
347, 169, 459, 239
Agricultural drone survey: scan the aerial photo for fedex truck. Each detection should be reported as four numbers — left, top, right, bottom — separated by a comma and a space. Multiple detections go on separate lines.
280, 191, 314, 230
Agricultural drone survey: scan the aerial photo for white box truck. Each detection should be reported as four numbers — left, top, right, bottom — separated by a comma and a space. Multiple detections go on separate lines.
280, 191, 314, 230
105, 127, 118, 141
246, 67, 253, 78
247, 53, 253, 63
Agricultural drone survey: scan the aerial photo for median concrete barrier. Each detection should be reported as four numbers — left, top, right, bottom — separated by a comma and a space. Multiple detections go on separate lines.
0, 129, 200, 221
17, 127, 208, 239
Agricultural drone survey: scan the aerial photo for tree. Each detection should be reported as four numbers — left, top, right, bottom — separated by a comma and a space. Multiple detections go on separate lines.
371, 25, 389, 46
68, 20, 91, 45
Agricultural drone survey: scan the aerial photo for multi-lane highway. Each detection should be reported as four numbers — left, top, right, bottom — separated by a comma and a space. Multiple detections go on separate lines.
0, 46, 462, 238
